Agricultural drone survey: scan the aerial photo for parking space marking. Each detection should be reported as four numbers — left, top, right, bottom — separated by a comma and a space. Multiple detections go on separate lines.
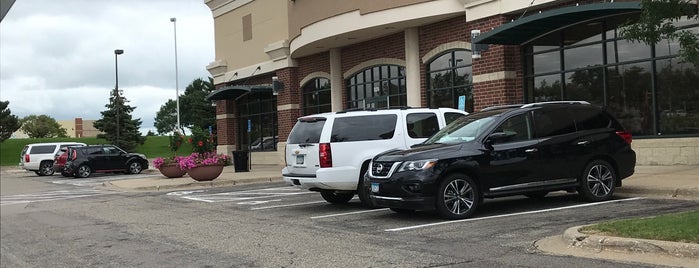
170, 187, 315, 204
1, 189, 115, 206
311, 208, 390, 219
250, 201, 327, 210
384, 197, 645, 232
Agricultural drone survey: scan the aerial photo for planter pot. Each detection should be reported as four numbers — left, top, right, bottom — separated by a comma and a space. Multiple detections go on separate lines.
158, 164, 187, 178
187, 165, 224, 181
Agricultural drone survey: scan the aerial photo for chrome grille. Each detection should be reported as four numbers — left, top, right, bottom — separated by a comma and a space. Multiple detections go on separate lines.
371, 161, 396, 178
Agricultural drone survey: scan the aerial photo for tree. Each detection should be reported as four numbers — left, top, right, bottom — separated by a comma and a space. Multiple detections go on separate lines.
620, 0, 699, 68
154, 77, 216, 134
19, 114, 68, 138
94, 89, 145, 151
0, 100, 22, 141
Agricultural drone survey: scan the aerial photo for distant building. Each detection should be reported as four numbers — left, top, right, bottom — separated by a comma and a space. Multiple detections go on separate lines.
11, 118, 102, 138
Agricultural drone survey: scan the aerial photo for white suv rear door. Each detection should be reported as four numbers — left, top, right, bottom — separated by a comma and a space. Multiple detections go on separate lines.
284, 116, 327, 178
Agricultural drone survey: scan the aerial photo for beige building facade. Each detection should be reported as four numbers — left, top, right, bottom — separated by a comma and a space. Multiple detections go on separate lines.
203, 0, 698, 165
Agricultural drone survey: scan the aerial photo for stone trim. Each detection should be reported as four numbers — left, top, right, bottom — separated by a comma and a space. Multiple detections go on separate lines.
278, 104, 300, 111
472, 71, 517, 83
343, 58, 406, 78
422, 41, 471, 63
299, 71, 331, 87
216, 114, 236, 119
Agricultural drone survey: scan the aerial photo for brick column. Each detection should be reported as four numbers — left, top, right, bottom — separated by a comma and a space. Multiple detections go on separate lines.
276, 67, 301, 143
215, 99, 237, 157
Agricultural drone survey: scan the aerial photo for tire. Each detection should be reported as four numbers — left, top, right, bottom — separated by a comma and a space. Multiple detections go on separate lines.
435, 173, 480, 220
39, 161, 55, 176
389, 208, 414, 214
61, 171, 72, 177
127, 161, 143, 174
524, 191, 548, 199
578, 160, 616, 202
320, 190, 354, 204
357, 165, 378, 208
34, 171, 42, 176
75, 165, 92, 178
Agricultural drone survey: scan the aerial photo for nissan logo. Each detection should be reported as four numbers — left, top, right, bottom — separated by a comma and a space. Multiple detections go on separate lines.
376, 164, 384, 173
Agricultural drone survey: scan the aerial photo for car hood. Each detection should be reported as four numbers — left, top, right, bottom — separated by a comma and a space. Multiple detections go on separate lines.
374, 143, 465, 162
127, 153, 146, 159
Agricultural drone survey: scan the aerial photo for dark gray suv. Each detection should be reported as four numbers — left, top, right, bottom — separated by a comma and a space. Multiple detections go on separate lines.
365, 101, 636, 220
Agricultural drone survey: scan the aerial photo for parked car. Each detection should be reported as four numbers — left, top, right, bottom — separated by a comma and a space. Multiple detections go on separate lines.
282, 107, 468, 206
366, 101, 636, 220
63, 145, 149, 178
19, 142, 87, 176
53, 146, 80, 177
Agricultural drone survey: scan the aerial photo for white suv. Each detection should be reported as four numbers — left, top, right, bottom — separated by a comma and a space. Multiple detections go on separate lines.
282, 107, 467, 206
20, 142, 86, 176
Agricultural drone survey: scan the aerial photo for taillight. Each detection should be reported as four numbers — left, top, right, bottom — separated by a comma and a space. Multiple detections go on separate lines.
616, 131, 632, 144
319, 143, 332, 168
24, 154, 29, 162
71, 150, 77, 160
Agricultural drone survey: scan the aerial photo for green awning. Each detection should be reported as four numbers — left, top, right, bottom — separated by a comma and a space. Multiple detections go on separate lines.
472, 2, 642, 45
205, 84, 273, 101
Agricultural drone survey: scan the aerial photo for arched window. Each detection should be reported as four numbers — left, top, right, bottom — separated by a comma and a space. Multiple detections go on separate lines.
346, 65, 406, 109
302, 77, 331, 115
426, 50, 473, 112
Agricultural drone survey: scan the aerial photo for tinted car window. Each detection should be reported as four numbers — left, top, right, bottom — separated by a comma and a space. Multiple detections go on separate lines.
288, 117, 326, 144
406, 113, 439, 138
30, 145, 56, 154
572, 108, 612, 131
331, 114, 397, 142
533, 109, 576, 137
86, 147, 102, 155
426, 110, 502, 144
493, 113, 532, 142
445, 112, 466, 125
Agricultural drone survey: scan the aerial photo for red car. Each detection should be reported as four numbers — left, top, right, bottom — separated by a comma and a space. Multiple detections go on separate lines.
53, 147, 76, 177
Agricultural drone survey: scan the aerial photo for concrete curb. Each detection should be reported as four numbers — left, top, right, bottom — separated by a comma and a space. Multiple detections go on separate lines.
616, 186, 699, 199
563, 225, 699, 259
102, 176, 284, 192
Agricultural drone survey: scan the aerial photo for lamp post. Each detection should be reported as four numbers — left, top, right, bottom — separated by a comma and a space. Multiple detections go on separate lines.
114, 49, 124, 146
170, 17, 181, 132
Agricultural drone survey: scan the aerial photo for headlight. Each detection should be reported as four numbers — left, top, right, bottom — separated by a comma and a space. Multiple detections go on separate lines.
397, 159, 437, 172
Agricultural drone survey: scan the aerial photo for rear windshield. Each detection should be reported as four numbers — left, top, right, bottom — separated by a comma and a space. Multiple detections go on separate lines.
29, 145, 56, 154
20, 146, 29, 156
288, 118, 326, 144
331, 114, 397, 142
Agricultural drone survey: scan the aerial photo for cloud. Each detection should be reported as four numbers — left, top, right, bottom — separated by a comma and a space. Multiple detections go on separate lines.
0, 0, 214, 135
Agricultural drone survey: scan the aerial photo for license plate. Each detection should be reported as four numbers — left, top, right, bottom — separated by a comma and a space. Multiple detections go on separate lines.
371, 183, 379, 193
296, 155, 304, 165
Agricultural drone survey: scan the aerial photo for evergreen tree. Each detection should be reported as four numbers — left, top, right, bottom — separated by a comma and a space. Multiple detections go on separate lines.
20, 114, 68, 138
154, 99, 177, 135
154, 77, 216, 135
94, 89, 145, 151
0, 100, 22, 141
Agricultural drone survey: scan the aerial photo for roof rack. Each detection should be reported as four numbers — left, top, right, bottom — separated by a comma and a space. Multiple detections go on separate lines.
520, 101, 590, 108
337, 106, 417, 113
480, 104, 523, 112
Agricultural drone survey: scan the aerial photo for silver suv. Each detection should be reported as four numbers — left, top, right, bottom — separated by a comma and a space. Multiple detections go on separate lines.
20, 142, 86, 176
282, 107, 467, 206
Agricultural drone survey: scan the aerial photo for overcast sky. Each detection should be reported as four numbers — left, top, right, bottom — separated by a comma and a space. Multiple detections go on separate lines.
0, 0, 214, 135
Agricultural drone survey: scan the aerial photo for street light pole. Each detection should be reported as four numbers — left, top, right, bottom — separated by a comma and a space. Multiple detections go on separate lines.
170, 17, 181, 132
114, 49, 124, 146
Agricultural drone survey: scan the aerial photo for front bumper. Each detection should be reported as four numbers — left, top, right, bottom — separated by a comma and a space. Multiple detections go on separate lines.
366, 171, 439, 211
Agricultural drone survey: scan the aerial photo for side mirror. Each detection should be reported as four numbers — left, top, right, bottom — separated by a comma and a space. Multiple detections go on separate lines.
484, 131, 516, 147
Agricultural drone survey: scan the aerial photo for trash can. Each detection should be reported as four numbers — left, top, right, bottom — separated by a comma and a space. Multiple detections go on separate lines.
232, 150, 250, 172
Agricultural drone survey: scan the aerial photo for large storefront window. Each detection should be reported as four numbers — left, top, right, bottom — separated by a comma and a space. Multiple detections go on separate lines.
524, 17, 699, 137
303, 77, 331, 115
346, 65, 406, 109
426, 50, 474, 112
238, 92, 278, 151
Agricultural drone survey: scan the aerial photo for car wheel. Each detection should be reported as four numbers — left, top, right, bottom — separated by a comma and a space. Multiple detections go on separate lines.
34, 171, 42, 176
524, 191, 548, 199
389, 208, 414, 214
39, 161, 55, 176
320, 190, 354, 204
61, 171, 72, 177
356, 165, 378, 208
76, 165, 92, 178
435, 173, 480, 220
578, 160, 616, 202
128, 162, 143, 174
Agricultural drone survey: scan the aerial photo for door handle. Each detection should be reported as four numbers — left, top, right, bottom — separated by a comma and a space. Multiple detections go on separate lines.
525, 148, 538, 153
577, 141, 590, 146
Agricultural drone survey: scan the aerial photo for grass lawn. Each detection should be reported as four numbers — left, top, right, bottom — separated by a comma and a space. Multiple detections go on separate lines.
580, 210, 699, 243
1, 136, 192, 166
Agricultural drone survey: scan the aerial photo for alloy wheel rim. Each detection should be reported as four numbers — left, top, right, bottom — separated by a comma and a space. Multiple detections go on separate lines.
79, 166, 90, 177
41, 164, 52, 175
443, 179, 475, 215
587, 164, 613, 197
130, 163, 141, 173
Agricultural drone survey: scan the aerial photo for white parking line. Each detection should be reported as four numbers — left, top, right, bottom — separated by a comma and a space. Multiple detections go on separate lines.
384, 197, 645, 232
311, 208, 391, 219
251, 201, 328, 210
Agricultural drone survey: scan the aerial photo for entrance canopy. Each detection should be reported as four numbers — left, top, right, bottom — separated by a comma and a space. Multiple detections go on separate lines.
472, 2, 642, 45
205, 84, 273, 101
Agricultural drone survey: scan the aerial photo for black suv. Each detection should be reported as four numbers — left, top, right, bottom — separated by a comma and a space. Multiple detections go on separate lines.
64, 145, 149, 178
365, 101, 636, 220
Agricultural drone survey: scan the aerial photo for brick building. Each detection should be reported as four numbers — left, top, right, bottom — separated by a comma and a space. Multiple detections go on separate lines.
203, 0, 698, 165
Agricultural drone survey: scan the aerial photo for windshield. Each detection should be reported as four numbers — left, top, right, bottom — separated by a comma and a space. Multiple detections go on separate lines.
424, 110, 504, 145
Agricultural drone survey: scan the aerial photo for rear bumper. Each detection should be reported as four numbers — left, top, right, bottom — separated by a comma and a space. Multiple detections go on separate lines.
282, 166, 359, 191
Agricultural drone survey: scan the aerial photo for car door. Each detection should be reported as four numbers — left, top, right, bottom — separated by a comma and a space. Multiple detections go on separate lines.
85, 146, 107, 171
481, 112, 543, 193
403, 112, 439, 148
284, 117, 327, 178
531, 107, 580, 183
103, 145, 127, 170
